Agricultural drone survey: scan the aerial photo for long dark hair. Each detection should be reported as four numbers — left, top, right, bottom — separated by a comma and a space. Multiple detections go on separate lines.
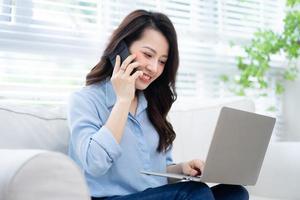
86, 9, 179, 152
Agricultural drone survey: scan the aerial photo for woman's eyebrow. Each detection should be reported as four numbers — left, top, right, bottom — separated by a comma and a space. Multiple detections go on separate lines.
142, 46, 168, 58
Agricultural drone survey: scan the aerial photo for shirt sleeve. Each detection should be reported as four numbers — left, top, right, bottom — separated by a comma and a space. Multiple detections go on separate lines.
166, 146, 175, 166
67, 91, 122, 177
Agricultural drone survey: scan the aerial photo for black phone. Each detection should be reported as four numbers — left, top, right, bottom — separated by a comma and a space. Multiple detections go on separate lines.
108, 41, 138, 75
108, 40, 130, 67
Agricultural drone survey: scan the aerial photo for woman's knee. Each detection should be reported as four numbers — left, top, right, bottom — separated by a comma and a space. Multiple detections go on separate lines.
212, 184, 249, 200
179, 181, 210, 191
231, 185, 249, 199
179, 181, 214, 199
239, 185, 249, 199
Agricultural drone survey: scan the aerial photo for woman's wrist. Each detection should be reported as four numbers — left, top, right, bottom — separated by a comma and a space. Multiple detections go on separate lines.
178, 162, 184, 174
115, 98, 132, 109
167, 162, 184, 174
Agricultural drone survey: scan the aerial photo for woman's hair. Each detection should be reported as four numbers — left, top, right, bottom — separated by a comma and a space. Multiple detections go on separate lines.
86, 9, 179, 152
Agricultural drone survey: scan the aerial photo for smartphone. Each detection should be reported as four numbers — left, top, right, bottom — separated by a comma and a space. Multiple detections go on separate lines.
108, 40, 131, 67
108, 41, 138, 75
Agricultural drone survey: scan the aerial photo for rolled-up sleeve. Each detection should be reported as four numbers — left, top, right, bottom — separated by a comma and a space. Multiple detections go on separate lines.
68, 91, 122, 177
166, 147, 175, 166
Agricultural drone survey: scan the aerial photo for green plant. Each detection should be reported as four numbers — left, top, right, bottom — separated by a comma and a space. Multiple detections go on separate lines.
222, 0, 300, 96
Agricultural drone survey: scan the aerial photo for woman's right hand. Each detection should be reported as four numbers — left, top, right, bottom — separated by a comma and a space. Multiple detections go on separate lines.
111, 54, 143, 103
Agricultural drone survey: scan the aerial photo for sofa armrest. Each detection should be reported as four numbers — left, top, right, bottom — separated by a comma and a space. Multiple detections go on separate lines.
0, 150, 90, 200
246, 142, 300, 200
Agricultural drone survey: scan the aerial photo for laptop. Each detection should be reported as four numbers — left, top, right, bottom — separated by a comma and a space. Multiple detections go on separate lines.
141, 106, 276, 185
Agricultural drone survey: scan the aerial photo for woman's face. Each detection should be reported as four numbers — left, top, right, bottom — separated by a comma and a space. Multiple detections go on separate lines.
129, 28, 169, 90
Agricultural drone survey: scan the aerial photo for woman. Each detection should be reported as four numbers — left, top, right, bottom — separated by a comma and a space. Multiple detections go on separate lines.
68, 9, 249, 200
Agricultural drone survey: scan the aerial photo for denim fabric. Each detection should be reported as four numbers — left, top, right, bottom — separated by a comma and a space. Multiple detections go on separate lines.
92, 182, 249, 200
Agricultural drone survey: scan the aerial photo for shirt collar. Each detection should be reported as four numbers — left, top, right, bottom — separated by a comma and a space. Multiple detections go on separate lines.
105, 79, 116, 108
105, 79, 148, 115
136, 90, 148, 116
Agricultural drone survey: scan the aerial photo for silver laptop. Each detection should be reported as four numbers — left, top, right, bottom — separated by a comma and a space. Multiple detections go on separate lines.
141, 106, 276, 185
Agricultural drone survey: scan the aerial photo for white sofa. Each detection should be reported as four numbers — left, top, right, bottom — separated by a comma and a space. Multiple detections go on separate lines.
0, 98, 299, 200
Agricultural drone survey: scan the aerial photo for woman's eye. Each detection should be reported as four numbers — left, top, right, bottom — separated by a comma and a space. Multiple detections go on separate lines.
143, 52, 152, 58
160, 60, 166, 65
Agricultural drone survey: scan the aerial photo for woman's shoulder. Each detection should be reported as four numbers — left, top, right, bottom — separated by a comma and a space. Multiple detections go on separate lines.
70, 79, 110, 104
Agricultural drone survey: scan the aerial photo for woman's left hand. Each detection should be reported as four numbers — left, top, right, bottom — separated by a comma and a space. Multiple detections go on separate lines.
181, 159, 205, 177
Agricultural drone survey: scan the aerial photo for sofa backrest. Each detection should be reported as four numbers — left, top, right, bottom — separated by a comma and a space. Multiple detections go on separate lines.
0, 105, 69, 154
0, 98, 254, 156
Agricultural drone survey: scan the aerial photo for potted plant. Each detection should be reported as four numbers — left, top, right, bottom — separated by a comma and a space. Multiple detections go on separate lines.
221, 0, 300, 112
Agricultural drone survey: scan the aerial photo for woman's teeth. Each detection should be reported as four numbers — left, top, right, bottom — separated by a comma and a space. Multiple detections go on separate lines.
142, 74, 151, 80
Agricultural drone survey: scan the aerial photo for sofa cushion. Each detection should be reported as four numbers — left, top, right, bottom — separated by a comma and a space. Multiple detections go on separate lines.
0, 105, 69, 154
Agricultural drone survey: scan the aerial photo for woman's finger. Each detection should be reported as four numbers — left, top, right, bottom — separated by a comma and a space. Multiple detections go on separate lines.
113, 55, 121, 74
193, 159, 205, 173
130, 70, 143, 80
124, 62, 140, 76
120, 54, 136, 71
189, 168, 200, 176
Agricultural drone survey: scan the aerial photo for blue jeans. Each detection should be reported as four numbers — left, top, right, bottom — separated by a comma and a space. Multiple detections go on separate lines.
92, 182, 249, 200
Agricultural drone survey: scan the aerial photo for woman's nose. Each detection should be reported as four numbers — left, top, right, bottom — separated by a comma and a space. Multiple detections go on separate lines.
146, 60, 158, 73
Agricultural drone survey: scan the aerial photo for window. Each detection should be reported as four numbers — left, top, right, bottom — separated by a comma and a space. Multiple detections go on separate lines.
0, 0, 285, 105
0, 0, 13, 22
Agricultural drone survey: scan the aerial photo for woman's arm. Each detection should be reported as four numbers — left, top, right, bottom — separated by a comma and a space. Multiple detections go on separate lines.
166, 163, 184, 183
68, 92, 123, 177
105, 54, 143, 143
166, 163, 183, 174
105, 99, 131, 143
68, 55, 143, 177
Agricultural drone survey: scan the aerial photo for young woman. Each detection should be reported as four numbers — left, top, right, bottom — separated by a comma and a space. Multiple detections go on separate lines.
68, 9, 249, 200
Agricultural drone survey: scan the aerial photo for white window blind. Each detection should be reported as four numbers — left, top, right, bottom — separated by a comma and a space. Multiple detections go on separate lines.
0, 0, 285, 105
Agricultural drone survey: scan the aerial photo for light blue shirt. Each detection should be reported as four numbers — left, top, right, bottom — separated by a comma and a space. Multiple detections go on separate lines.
67, 79, 174, 197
